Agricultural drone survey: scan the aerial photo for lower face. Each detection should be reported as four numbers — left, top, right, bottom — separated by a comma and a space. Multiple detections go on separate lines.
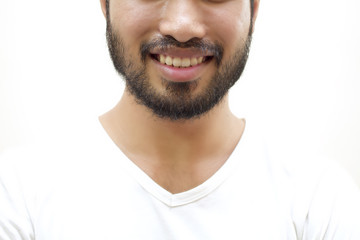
106, 2, 253, 121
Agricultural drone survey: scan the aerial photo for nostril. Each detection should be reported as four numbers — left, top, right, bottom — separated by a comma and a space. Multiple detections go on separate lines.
159, 19, 206, 43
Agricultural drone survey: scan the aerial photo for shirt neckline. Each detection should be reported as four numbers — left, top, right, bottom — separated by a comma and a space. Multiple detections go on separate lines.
97, 118, 248, 207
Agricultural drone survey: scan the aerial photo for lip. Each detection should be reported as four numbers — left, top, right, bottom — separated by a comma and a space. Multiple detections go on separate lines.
151, 58, 210, 82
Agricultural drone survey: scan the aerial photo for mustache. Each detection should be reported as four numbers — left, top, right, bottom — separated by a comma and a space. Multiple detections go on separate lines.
140, 36, 224, 66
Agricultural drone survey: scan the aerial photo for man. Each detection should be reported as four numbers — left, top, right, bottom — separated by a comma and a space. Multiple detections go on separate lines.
1, 0, 360, 239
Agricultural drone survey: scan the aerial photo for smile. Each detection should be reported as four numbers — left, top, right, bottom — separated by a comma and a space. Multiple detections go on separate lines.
149, 49, 214, 82
151, 54, 213, 68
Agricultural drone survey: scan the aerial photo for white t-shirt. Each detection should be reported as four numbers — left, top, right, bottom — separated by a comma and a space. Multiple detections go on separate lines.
1, 119, 360, 240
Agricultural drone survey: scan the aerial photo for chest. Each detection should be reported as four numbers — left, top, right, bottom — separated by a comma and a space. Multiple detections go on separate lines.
33, 174, 296, 240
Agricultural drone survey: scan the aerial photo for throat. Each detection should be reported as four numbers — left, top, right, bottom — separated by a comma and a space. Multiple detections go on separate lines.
131, 145, 236, 194
147, 157, 227, 194
99, 99, 246, 194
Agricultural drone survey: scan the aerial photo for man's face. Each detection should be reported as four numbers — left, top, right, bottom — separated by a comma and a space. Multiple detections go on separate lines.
105, 0, 254, 120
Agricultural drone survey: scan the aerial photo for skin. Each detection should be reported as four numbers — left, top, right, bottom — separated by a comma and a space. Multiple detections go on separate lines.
99, 0, 260, 194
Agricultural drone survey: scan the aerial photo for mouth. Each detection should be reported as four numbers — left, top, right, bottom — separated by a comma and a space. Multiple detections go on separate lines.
150, 54, 214, 68
148, 49, 215, 82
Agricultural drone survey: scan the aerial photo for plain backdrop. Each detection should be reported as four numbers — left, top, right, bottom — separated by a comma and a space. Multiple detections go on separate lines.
1, 0, 360, 187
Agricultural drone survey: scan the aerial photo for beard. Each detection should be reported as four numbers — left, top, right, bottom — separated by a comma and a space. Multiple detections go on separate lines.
106, 20, 252, 121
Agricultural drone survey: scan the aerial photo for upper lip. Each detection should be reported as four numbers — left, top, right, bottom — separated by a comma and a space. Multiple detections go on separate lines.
150, 48, 213, 59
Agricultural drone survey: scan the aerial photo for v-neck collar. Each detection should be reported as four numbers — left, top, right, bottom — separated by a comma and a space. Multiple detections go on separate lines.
97, 118, 248, 207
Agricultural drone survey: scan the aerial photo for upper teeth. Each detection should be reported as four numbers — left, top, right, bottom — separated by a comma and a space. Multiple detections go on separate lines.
159, 54, 204, 68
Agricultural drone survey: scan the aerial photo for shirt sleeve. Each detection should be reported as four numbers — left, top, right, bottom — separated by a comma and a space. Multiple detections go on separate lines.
302, 163, 360, 240
0, 151, 35, 240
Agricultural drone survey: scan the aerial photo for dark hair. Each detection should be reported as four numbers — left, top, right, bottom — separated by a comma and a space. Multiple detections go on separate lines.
250, 0, 255, 17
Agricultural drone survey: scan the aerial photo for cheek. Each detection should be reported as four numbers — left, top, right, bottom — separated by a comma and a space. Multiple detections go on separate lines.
110, 2, 160, 52
204, 4, 251, 59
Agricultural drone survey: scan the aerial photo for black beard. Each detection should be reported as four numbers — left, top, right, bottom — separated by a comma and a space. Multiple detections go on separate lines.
106, 21, 252, 121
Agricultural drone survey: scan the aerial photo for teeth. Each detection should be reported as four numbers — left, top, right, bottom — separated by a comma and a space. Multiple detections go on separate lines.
190, 57, 198, 66
159, 54, 206, 68
160, 55, 166, 64
181, 58, 191, 67
173, 57, 181, 67
165, 56, 173, 66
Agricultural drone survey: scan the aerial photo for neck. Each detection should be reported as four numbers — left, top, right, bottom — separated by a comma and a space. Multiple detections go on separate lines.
101, 90, 242, 157
99, 90, 245, 193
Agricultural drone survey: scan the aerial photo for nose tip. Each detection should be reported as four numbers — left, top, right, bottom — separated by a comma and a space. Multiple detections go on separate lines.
160, 22, 206, 43
159, 1, 206, 43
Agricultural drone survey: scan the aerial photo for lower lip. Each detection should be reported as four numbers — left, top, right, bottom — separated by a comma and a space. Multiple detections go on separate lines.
152, 59, 208, 82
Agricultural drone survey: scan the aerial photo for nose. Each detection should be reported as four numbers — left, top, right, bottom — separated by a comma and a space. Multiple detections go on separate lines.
159, 0, 206, 43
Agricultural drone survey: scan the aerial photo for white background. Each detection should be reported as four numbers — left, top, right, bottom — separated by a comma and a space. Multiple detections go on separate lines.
1, 0, 359, 186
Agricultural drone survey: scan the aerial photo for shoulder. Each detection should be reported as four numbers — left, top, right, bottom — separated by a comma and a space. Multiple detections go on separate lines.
247, 116, 360, 239
0, 146, 39, 239
0, 118, 122, 182
0, 118, 131, 239
300, 158, 360, 239
0, 117, 132, 200
265, 144, 360, 239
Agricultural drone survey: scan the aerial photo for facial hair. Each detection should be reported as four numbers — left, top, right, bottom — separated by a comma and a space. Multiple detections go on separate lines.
106, 20, 252, 121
